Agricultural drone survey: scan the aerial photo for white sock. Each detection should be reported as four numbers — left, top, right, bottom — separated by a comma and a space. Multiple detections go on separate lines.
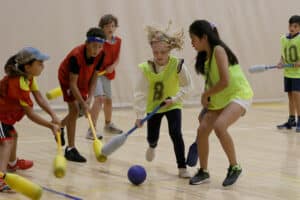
67, 147, 75, 152
8, 159, 17, 166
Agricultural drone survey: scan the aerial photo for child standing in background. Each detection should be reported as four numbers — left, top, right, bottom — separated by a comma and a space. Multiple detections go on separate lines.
87, 14, 123, 140
0, 47, 60, 192
277, 15, 300, 132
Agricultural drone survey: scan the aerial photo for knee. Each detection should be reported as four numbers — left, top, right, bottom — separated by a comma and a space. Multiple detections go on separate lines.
213, 121, 227, 138
105, 98, 112, 105
197, 125, 209, 139
94, 96, 104, 104
69, 107, 79, 119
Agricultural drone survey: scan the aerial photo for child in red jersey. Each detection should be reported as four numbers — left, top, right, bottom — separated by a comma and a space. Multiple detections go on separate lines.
59, 27, 106, 162
87, 14, 123, 140
0, 47, 60, 192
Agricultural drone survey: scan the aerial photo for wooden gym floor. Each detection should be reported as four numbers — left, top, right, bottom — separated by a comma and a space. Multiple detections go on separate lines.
1, 103, 300, 200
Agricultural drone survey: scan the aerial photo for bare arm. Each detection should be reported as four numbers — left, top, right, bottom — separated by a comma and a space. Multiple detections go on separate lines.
277, 56, 300, 68
277, 56, 284, 68
69, 73, 84, 104
23, 106, 59, 135
87, 71, 98, 104
69, 73, 88, 113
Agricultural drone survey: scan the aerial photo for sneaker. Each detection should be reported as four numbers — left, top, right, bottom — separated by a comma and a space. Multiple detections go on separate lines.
277, 120, 296, 130
222, 164, 242, 187
7, 159, 33, 172
64, 147, 87, 163
85, 128, 103, 140
178, 168, 191, 178
145, 147, 155, 162
104, 122, 122, 134
189, 168, 210, 185
0, 178, 13, 193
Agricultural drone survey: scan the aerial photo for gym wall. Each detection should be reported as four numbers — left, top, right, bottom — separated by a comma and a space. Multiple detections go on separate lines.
0, 0, 299, 109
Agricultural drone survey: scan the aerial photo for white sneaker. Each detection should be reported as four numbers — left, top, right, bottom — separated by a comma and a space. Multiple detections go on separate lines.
104, 122, 123, 134
85, 128, 103, 140
145, 147, 155, 162
178, 168, 191, 178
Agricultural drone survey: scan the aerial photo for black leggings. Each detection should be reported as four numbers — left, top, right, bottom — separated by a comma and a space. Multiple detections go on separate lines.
147, 109, 186, 168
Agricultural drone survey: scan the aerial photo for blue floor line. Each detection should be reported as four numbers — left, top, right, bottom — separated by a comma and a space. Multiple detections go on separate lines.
42, 186, 83, 200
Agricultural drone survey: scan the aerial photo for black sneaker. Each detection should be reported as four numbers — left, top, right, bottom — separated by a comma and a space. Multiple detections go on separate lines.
189, 168, 210, 185
277, 120, 296, 130
64, 147, 87, 163
222, 164, 242, 187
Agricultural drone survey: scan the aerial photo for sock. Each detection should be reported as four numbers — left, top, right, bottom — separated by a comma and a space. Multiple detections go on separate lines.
288, 115, 296, 124
200, 168, 209, 173
231, 164, 242, 170
289, 115, 296, 121
8, 159, 17, 167
67, 146, 74, 152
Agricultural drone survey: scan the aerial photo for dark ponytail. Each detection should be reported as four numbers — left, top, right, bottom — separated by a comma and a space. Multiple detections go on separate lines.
195, 51, 207, 74
189, 20, 238, 75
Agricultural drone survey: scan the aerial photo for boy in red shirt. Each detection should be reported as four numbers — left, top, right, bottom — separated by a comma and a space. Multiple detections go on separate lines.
87, 14, 122, 139
0, 47, 60, 192
59, 27, 105, 162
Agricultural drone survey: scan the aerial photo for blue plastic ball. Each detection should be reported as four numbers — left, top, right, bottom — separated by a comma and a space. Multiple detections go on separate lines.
127, 165, 147, 185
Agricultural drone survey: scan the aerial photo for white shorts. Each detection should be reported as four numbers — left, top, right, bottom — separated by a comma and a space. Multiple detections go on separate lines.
232, 98, 252, 115
94, 76, 112, 99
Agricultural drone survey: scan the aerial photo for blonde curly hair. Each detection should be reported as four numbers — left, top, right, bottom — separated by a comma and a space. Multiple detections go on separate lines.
145, 22, 184, 50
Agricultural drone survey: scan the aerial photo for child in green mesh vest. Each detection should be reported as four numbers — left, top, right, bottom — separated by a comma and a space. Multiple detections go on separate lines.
133, 25, 193, 178
189, 20, 253, 187
276, 15, 300, 132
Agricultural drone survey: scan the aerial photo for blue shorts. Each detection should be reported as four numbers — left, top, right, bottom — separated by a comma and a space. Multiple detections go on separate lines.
284, 77, 300, 92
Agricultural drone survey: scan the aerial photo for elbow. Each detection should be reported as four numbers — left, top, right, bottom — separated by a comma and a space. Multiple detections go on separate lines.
220, 79, 229, 88
25, 109, 34, 120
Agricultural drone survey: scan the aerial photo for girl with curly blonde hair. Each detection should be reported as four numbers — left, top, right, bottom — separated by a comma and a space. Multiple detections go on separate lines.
133, 24, 193, 178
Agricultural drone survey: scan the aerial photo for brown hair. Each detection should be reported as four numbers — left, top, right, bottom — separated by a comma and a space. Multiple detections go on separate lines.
4, 54, 32, 77
98, 14, 118, 28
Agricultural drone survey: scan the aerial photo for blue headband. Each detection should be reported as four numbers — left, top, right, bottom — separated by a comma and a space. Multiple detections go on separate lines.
87, 36, 106, 43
